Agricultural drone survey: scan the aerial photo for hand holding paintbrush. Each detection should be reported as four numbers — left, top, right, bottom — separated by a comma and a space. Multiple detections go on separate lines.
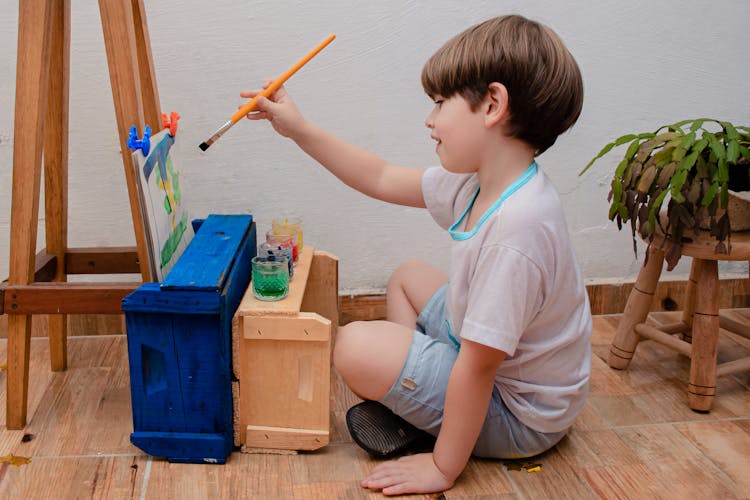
199, 33, 336, 151
239, 83, 302, 138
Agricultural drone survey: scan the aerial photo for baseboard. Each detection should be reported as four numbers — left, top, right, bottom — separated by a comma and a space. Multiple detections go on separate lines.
2, 277, 749, 338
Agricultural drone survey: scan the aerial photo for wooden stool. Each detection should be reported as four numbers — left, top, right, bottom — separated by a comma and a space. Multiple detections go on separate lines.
608, 230, 750, 412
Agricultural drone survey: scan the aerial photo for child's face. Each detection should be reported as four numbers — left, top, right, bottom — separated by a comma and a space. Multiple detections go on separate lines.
425, 94, 487, 174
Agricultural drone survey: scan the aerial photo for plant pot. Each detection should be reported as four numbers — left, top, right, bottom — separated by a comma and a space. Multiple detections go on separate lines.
699, 190, 750, 232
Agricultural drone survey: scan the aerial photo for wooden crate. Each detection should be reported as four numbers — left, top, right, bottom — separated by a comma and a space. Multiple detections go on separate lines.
122, 215, 256, 463
232, 245, 338, 451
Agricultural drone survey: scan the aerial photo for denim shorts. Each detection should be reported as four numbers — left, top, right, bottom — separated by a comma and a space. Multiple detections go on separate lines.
379, 284, 567, 459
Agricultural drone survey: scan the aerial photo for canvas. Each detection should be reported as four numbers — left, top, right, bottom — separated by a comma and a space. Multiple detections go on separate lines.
131, 127, 193, 281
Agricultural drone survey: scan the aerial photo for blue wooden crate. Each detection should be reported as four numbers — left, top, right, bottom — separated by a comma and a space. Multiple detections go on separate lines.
122, 214, 256, 463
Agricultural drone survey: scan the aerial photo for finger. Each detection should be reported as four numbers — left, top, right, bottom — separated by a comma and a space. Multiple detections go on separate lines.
258, 82, 289, 102
382, 482, 418, 496
363, 472, 407, 491
239, 90, 261, 98
246, 111, 268, 121
363, 466, 404, 487
271, 84, 289, 99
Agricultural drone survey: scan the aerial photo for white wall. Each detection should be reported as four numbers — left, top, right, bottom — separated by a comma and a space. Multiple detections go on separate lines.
1, 0, 749, 294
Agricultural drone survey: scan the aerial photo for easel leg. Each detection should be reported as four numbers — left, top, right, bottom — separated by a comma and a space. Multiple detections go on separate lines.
7, 316, 33, 428
99, 0, 154, 282
7, 0, 54, 429
44, 0, 71, 372
131, 0, 162, 129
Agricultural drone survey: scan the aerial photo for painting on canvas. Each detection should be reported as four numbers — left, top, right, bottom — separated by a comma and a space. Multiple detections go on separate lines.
131, 127, 193, 281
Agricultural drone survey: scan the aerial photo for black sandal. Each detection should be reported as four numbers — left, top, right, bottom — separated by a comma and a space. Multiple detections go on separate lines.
345, 400, 435, 458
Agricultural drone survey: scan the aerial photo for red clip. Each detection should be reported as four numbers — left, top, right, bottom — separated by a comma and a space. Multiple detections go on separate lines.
162, 111, 180, 137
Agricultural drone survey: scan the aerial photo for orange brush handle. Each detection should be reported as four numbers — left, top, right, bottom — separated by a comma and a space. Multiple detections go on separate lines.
230, 33, 336, 123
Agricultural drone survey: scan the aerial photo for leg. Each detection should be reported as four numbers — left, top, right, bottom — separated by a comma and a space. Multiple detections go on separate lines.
334, 320, 414, 401
44, 0, 70, 372
99, 0, 152, 280
688, 259, 719, 412
680, 258, 699, 343
386, 260, 447, 328
7, 0, 55, 429
609, 245, 665, 370
339, 289, 457, 456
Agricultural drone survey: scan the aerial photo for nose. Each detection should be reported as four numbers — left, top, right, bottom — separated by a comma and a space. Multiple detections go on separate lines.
425, 109, 434, 129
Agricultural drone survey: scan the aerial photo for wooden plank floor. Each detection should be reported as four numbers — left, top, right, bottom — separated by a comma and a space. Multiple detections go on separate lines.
0, 312, 749, 499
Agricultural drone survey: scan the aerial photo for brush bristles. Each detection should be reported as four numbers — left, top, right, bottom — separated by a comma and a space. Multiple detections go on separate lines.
198, 120, 234, 152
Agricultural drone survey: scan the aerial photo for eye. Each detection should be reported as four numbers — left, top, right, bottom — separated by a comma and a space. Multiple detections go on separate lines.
433, 99, 444, 107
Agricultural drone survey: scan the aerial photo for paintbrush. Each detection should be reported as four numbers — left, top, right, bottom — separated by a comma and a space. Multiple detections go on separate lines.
199, 33, 336, 151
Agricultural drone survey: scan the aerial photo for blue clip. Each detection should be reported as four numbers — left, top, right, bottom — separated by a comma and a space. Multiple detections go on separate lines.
127, 125, 152, 156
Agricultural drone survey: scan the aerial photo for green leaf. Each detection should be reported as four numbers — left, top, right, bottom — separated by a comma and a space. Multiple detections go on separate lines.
702, 181, 719, 206
727, 139, 740, 163
611, 178, 623, 201
670, 170, 689, 199
670, 118, 708, 131
615, 134, 639, 146
689, 119, 708, 132
678, 138, 708, 175
680, 131, 696, 148
648, 189, 670, 227
718, 157, 728, 183
625, 138, 641, 161
579, 133, 640, 175
707, 134, 726, 160
608, 202, 619, 220
722, 121, 739, 140
618, 204, 629, 220
614, 157, 630, 178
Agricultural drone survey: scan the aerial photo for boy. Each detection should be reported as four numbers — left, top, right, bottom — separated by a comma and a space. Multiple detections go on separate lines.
243, 14, 591, 496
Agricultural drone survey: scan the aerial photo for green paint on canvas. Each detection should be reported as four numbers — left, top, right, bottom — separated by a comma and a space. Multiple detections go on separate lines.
161, 212, 188, 268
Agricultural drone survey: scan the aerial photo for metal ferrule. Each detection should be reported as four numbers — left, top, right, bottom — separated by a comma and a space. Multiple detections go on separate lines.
204, 120, 235, 147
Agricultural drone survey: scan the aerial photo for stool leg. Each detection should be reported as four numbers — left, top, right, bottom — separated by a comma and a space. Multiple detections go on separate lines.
687, 259, 719, 412
680, 258, 699, 343
609, 245, 665, 369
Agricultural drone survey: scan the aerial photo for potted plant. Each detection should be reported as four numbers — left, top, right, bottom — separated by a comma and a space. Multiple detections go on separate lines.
580, 118, 750, 270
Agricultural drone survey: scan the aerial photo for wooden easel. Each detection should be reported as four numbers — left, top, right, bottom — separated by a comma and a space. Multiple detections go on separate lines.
1, 0, 163, 429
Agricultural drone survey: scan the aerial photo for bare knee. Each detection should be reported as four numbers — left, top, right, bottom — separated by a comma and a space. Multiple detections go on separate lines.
387, 259, 425, 296
387, 260, 447, 326
333, 321, 369, 381
333, 320, 413, 401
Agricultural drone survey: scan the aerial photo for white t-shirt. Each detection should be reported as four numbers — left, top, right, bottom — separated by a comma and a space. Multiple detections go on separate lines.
422, 163, 592, 433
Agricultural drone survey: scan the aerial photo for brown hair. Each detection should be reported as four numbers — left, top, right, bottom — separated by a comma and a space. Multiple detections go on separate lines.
421, 15, 583, 154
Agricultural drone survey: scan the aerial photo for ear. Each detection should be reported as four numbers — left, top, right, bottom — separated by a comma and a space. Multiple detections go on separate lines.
484, 82, 509, 128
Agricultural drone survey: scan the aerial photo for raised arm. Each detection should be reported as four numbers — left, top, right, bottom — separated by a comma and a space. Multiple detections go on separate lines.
243, 85, 426, 208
